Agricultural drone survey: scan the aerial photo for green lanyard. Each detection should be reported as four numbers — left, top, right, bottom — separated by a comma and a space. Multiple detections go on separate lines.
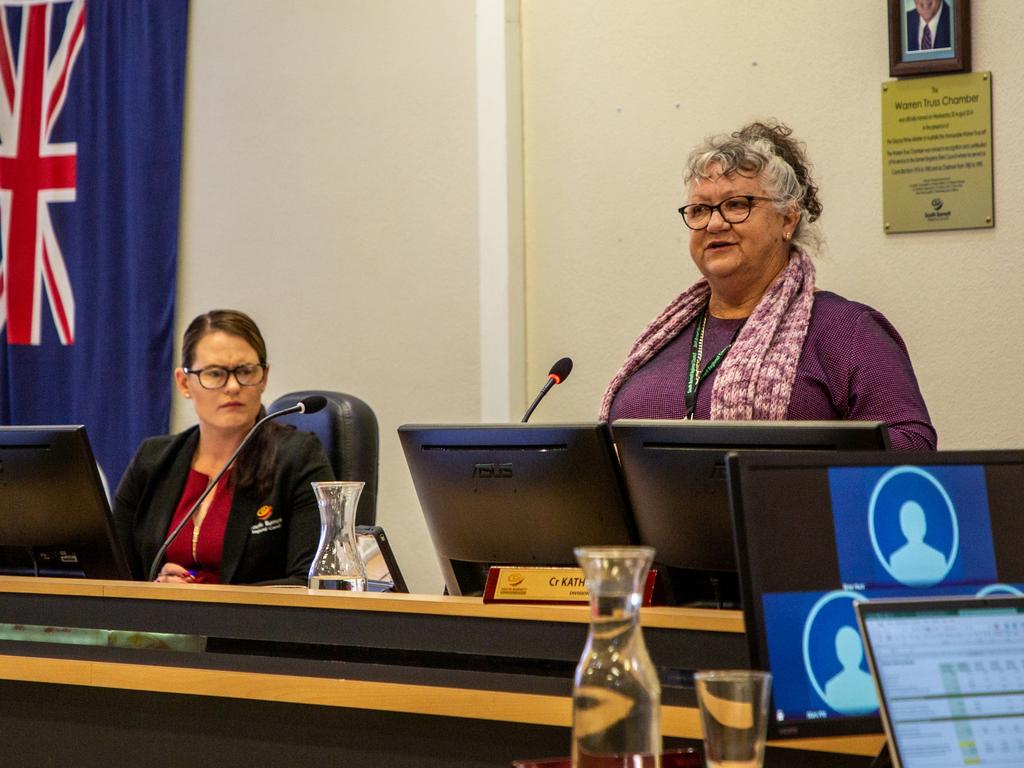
685, 307, 743, 419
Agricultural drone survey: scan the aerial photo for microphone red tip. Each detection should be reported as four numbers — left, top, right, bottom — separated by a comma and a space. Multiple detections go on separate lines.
548, 373, 562, 385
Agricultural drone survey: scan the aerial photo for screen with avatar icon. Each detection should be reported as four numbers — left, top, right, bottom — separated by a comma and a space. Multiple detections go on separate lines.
726, 450, 1024, 740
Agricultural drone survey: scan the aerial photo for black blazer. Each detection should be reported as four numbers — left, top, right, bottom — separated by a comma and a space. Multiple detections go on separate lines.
906, 2, 951, 51
113, 426, 333, 584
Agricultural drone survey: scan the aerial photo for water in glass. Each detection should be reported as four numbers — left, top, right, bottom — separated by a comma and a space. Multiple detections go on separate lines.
308, 481, 367, 591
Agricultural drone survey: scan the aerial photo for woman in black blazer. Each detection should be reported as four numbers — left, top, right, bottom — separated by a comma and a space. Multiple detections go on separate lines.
113, 309, 333, 584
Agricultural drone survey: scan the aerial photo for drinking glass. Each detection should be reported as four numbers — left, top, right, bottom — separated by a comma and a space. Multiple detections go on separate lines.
694, 670, 772, 768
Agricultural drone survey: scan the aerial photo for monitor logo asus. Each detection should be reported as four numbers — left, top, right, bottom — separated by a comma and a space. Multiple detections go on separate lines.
473, 462, 513, 479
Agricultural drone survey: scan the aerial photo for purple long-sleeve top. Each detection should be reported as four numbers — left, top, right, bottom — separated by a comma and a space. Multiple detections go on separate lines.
608, 291, 937, 450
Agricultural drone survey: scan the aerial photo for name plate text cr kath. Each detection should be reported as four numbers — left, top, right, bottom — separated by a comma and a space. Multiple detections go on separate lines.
482, 566, 658, 605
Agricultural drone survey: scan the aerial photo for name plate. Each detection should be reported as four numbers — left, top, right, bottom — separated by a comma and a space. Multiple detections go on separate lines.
482, 566, 659, 605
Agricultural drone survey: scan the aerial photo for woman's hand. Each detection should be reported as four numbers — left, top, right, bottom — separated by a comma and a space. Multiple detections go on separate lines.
155, 563, 196, 583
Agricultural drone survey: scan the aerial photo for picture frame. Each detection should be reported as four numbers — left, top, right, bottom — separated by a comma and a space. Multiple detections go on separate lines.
888, 0, 971, 77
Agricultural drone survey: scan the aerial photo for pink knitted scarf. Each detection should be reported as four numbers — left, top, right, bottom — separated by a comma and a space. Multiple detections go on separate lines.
599, 248, 816, 421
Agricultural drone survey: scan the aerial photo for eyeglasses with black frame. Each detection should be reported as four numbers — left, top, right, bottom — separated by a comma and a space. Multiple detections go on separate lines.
184, 363, 267, 390
678, 195, 774, 230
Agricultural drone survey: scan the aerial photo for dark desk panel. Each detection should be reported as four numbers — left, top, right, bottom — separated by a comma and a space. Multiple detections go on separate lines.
0, 578, 881, 767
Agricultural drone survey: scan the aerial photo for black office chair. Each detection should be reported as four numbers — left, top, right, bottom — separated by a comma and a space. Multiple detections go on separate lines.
267, 390, 379, 527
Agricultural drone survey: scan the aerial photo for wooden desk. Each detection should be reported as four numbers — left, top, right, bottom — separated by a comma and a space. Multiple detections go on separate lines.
0, 577, 882, 767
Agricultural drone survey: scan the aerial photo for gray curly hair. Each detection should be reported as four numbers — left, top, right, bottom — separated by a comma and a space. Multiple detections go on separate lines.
684, 121, 823, 256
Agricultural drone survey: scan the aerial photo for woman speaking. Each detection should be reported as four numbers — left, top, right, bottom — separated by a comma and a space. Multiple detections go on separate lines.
113, 309, 333, 584
601, 121, 935, 451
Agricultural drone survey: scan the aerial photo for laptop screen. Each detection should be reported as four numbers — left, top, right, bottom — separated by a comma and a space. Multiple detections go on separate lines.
725, 450, 1024, 740
858, 596, 1024, 768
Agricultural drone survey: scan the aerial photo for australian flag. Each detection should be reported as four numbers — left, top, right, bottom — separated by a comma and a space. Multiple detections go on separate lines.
0, 0, 188, 489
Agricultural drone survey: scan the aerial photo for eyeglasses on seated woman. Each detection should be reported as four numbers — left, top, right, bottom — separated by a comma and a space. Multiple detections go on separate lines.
112, 309, 334, 585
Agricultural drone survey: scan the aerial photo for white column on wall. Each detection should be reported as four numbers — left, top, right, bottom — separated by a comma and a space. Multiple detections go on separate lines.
476, 0, 526, 421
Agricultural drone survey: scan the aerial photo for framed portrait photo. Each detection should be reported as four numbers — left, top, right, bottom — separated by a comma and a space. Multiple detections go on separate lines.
889, 0, 971, 77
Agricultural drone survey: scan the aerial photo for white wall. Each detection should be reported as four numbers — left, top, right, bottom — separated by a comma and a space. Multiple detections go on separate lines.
521, 1, 1024, 450
178, 1, 1024, 592
178, 1, 482, 592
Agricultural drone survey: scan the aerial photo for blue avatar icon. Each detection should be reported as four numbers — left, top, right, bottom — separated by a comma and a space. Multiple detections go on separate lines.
831, 464, 994, 590
868, 466, 958, 588
823, 626, 878, 716
888, 500, 949, 587
802, 590, 878, 716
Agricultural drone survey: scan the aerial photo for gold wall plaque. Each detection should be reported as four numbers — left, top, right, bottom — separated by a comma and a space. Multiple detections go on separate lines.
882, 72, 993, 234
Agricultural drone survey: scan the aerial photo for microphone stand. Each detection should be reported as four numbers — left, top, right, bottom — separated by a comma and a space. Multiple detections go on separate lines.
146, 402, 305, 582
522, 378, 557, 423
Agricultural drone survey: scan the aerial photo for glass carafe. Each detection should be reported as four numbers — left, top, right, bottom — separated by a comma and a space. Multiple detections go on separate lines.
308, 481, 367, 591
572, 546, 661, 768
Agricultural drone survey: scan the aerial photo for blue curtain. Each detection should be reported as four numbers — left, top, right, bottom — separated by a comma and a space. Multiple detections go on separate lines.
0, 0, 189, 488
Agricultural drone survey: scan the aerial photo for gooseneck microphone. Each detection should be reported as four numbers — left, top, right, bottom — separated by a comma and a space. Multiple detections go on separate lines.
521, 357, 573, 423
146, 395, 328, 582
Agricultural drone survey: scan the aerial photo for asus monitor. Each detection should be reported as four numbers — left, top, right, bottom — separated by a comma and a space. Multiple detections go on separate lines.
399, 423, 634, 596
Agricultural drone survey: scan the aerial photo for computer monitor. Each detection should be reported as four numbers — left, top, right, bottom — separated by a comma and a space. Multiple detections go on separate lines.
399, 423, 635, 596
856, 594, 1024, 768
0, 425, 131, 579
612, 420, 890, 605
725, 449, 1024, 741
